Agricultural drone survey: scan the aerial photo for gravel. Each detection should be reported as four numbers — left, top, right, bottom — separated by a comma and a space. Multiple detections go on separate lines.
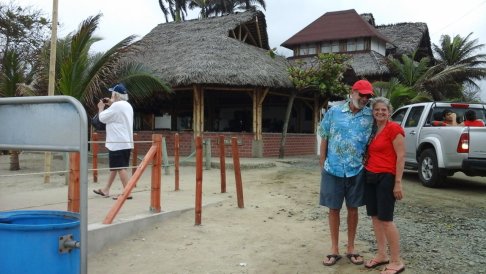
286, 157, 486, 274
358, 201, 486, 274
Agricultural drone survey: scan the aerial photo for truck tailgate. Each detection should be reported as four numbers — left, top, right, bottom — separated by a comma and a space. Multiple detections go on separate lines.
468, 127, 486, 159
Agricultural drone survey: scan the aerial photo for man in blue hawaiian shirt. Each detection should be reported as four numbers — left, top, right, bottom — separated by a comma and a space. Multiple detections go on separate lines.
319, 80, 374, 267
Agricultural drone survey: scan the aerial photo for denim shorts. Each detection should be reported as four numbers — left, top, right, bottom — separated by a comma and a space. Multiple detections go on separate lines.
364, 171, 396, 221
319, 169, 365, 209
108, 149, 131, 170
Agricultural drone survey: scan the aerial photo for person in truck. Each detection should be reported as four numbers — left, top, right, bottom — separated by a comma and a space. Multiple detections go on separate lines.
431, 111, 447, 126
442, 109, 458, 126
460, 109, 485, 127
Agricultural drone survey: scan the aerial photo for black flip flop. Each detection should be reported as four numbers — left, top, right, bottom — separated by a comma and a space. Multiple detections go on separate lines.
346, 253, 364, 265
365, 259, 389, 269
112, 195, 133, 200
323, 254, 342, 266
93, 189, 108, 197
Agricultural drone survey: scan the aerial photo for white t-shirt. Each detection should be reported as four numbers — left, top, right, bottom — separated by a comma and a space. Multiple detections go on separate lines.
99, 100, 134, 151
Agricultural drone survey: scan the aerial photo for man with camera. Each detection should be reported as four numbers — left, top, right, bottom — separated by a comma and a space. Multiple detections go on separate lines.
93, 83, 134, 200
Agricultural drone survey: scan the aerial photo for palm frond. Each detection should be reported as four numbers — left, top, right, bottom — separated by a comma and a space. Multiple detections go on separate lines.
0, 50, 25, 97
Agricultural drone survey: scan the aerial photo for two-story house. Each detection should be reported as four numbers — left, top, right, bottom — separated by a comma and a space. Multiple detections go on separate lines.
281, 9, 433, 83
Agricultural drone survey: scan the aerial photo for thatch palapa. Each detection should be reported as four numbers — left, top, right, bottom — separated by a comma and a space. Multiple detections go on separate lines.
377, 22, 432, 60
124, 11, 293, 89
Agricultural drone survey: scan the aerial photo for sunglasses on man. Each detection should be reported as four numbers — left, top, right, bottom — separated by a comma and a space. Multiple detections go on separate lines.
358, 93, 372, 99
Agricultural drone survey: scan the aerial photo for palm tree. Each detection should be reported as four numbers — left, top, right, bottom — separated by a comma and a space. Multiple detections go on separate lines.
188, 0, 212, 18
158, 0, 189, 22
387, 52, 448, 101
0, 49, 34, 170
235, 0, 266, 12
186, 0, 266, 19
384, 34, 486, 102
207, 0, 265, 16
388, 52, 430, 87
35, 14, 171, 113
429, 33, 486, 99
373, 78, 431, 110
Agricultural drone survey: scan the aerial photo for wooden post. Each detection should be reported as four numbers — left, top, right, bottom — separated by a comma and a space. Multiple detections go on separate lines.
192, 85, 204, 137
67, 152, 80, 212
43, 0, 59, 185
150, 134, 162, 213
132, 133, 138, 175
232, 137, 244, 208
92, 132, 98, 183
195, 136, 203, 225
174, 133, 180, 191
219, 135, 226, 193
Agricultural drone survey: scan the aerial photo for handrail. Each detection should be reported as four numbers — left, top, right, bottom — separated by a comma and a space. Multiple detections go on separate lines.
102, 134, 162, 224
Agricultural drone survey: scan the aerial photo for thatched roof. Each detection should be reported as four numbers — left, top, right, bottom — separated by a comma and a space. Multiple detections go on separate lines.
123, 11, 293, 89
349, 51, 390, 76
377, 22, 433, 60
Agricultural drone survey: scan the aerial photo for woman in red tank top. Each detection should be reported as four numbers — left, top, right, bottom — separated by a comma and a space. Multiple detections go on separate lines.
363, 97, 406, 274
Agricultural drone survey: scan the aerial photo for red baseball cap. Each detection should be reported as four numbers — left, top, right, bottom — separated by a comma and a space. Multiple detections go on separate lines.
352, 80, 374, 95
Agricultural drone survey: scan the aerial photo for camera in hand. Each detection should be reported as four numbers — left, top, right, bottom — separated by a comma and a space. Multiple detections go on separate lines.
102, 98, 109, 104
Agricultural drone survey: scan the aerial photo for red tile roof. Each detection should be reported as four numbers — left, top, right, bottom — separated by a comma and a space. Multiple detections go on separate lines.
281, 9, 390, 48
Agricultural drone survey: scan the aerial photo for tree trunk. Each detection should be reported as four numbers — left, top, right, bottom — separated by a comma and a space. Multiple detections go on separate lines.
9, 150, 20, 171
279, 91, 297, 159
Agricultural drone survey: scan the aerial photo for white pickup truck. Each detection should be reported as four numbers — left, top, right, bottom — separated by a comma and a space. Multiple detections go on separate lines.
391, 102, 486, 187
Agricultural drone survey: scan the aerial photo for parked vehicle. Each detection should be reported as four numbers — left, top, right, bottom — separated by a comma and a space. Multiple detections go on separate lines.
391, 102, 486, 187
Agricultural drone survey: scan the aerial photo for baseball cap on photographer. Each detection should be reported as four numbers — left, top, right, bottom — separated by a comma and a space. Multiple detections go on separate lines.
108, 83, 128, 94
352, 80, 374, 96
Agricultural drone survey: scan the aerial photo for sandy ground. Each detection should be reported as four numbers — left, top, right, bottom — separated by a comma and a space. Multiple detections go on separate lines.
86, 160, 371, 274
2, 152, 486, 274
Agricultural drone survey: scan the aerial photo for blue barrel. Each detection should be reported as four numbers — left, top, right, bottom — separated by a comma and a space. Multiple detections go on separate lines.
0, 210, 80, 274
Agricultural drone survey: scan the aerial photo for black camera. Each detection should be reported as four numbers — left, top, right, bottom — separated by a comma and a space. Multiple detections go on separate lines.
102, 98, 109, 104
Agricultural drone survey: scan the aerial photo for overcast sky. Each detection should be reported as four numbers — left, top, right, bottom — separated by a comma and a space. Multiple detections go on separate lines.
17, 0, 486, 101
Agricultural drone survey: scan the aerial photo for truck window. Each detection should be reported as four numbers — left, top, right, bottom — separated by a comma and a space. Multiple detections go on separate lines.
405, 106, 424, 127
392, 108, 408, 125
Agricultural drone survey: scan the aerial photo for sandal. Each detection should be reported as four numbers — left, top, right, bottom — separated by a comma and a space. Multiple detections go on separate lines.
346, 253, 364, 265
381, 266, 405, 274
93, 189, 109, 197
365, 259, 389, 269
322, 254, 342, 266
112, 195, 133, 200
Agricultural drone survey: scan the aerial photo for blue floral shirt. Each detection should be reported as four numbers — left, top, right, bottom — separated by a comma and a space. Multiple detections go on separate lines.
319, 101, 373, 177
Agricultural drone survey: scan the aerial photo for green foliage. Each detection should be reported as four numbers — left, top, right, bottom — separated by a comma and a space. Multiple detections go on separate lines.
166, 0, 267, 21
431, 33, 486, 95
373, 78, 431, 110
287, 53, 350, 97
386, 33, 486, 102
267, 47, 276, 58
388, 52, 430, 88
0, 2, 50, 69
34, 14, 172, 113
0, 50, 23, 97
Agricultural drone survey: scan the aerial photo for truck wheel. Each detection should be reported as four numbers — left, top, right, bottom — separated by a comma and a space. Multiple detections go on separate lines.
418, 149, 446, 187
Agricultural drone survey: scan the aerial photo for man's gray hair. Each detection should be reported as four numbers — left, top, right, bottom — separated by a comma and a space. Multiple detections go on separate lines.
113, 91, 129, 101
